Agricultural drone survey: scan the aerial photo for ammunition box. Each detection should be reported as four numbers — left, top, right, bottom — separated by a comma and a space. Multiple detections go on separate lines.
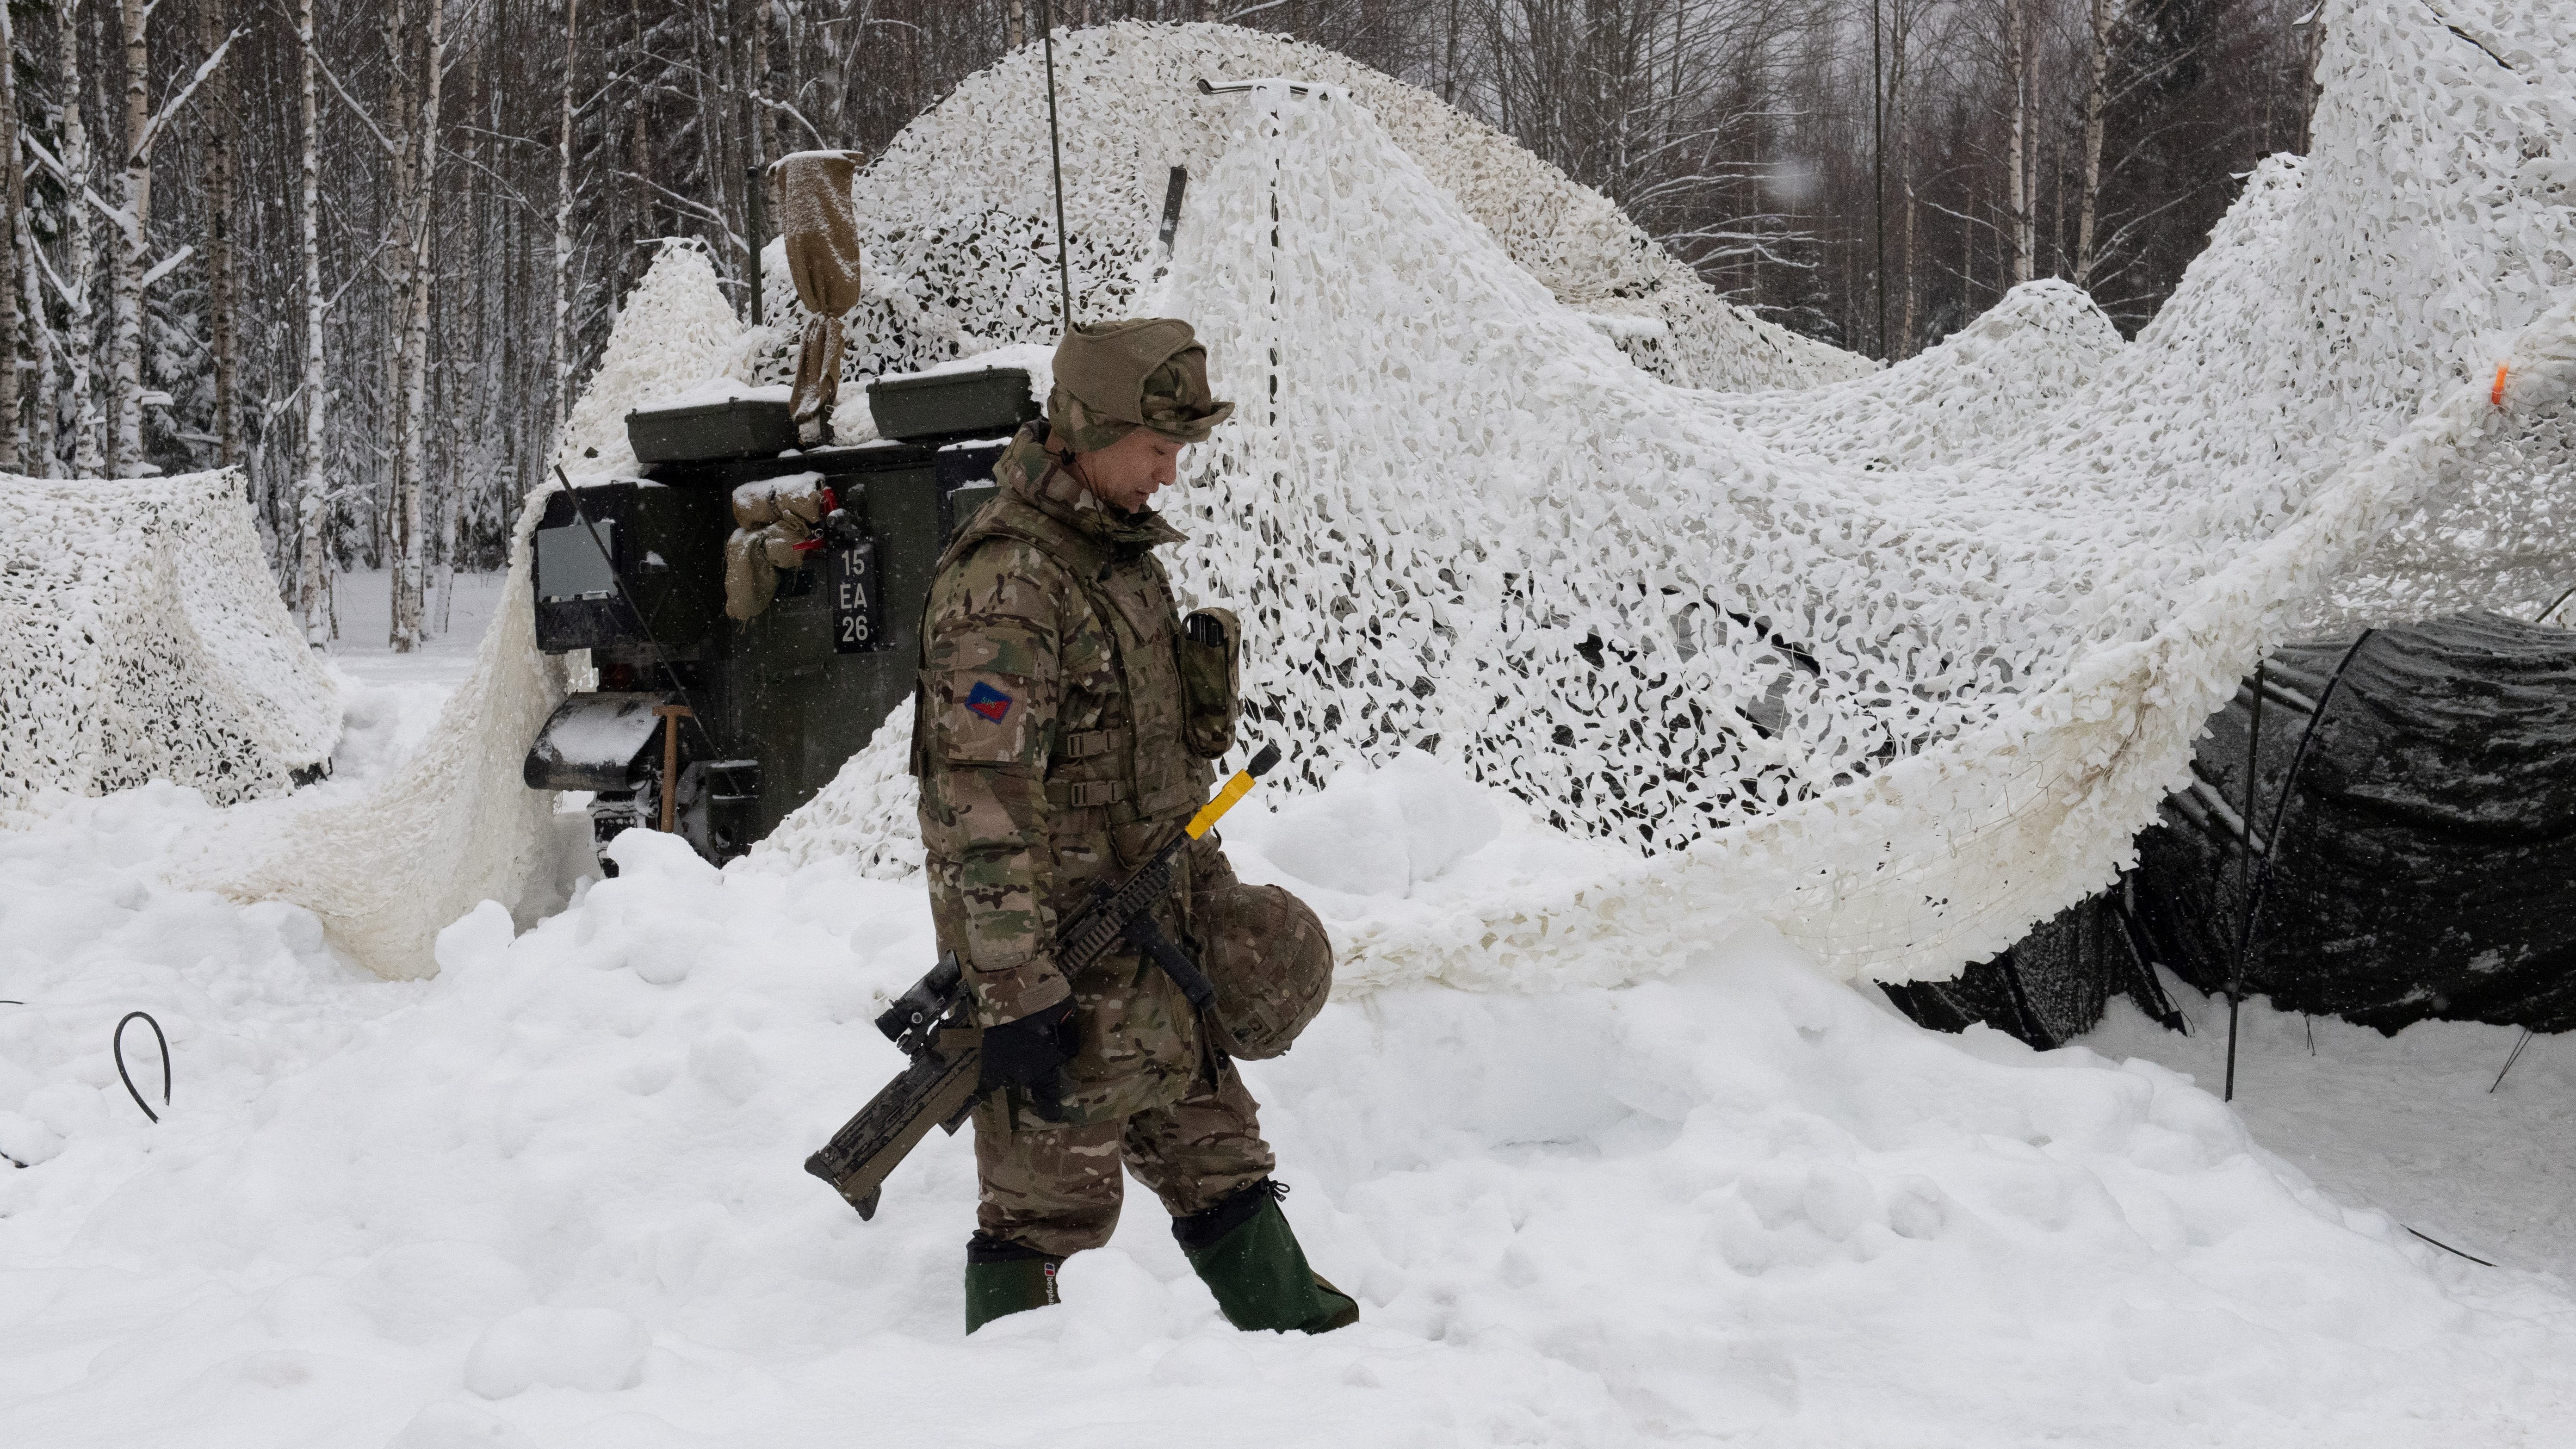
867, 367, 1039, 443
626, 395, 798, 463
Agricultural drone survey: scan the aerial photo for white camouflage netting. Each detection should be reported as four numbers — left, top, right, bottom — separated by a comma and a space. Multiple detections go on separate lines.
0, 469, 339, 818
182, 3, 2574, 987
743, 21, 1869, 397
782, 0, 2576, 990
163, 496, 574, 979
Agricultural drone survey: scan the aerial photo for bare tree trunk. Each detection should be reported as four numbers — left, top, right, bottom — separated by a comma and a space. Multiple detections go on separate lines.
740, 0, 768, 327
101, 0, 234, 477
2049, 124, 2065, 276
199, 0, 240, 470
20, 45, 51, 483
1962, 201, 1975, 316
1008, 0, 1026, 48
1441, 0, 1459, 105
1894, 2, 1916, 356
296, 0, 330, 636
750, 0, 775, 167
2294, 12, 2323, 154
2006, 0, 2031, 288
0, 4, 22, 471
111, 0, 151, 475
21, 212, 51, 477
554, 0, 578, 432
2074, 0, 2111, 289
390, 0, 449, 652
62, 4, 104, 476
1870, 0, 1886, 358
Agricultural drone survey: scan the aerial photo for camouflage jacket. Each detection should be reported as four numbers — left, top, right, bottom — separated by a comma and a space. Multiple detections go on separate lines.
910, 423, 1218, 1123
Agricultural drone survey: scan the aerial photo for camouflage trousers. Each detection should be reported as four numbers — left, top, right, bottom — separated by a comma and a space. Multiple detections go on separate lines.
973, 1057, 1276, 1257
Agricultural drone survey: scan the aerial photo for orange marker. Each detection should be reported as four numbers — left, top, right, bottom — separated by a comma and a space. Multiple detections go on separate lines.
2492, 362, 2510, 408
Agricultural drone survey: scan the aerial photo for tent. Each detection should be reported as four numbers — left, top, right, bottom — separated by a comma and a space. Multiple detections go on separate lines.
1888, 612, 2576, 1047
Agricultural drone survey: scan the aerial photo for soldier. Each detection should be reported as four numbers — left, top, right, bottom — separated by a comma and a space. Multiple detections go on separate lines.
910, 318, 1358, 1337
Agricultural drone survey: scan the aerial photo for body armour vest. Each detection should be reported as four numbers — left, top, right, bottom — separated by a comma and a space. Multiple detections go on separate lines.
909, 437, 1220, 1123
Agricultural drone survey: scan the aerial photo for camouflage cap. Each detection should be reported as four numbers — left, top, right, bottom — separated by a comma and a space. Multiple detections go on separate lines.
1047, 318, 1235, 452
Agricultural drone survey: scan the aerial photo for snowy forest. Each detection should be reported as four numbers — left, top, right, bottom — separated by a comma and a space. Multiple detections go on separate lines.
1, 0, 2314, 644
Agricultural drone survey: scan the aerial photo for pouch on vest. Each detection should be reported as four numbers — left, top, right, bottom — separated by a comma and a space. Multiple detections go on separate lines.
1177, 608, 1240, 760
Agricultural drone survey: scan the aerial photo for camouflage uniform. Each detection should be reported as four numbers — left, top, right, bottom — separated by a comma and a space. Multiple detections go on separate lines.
911, 344, 1273, 1257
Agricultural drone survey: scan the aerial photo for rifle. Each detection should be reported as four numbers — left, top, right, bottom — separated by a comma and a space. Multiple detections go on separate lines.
804, 743, 1284, 1220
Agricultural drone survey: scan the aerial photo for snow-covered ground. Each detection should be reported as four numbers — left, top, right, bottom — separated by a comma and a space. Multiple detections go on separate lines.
230, 568, 515, 793
5, 606, 2576, 1447
2087, 985, 2576, 1285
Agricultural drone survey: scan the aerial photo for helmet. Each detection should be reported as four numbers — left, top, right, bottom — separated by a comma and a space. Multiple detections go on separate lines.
1191, 874, 1333, 1061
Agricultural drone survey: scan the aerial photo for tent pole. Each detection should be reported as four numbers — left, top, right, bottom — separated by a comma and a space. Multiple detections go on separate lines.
1038, 0, 1074, 332
2227, 629, 2379, 1102
2490, 1028, 2535, 1094
2225, 661, 2266, 1101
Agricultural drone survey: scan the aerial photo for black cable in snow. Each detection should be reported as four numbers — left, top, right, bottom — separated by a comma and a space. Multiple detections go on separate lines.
2489, 1028, 2536, 1094
2405, 1225, 2497, 1268
114, 1011, 170, 1124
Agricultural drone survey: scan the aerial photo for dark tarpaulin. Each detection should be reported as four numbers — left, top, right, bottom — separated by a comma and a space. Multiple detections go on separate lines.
1884, 612, 2576, 1047
1881, 884, 2183, 1051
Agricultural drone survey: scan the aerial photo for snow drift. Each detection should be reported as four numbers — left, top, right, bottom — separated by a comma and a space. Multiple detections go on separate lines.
8, 764, 2576, 1445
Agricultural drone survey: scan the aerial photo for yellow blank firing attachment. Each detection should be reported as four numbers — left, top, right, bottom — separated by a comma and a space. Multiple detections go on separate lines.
1185, 742, 1284, 839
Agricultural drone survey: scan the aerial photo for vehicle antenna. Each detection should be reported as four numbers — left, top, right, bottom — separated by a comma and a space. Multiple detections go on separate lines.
1037, 0, 1074, 331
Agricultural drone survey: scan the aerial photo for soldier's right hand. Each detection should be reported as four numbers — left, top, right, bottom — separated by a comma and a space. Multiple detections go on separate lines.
978, 996, 1077, 1111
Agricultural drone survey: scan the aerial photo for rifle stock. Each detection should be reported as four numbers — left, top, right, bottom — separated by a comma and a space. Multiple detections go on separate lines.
804, 1022, 982, 1220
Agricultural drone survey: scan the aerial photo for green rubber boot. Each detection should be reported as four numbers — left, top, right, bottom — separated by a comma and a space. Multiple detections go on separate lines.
1174, 1182, 1360, 1335
964, 1235, 1063, 1335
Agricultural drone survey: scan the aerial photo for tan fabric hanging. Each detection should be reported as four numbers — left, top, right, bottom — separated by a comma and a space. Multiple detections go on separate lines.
774, 150, 867, 447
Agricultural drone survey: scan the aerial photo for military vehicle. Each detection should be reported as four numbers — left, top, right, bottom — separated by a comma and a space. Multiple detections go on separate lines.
521, 367, 1039, 868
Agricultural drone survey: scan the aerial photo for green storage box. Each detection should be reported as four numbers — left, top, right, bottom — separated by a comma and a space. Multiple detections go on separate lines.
868, 367, 1039, 443
627, 395, 797, 463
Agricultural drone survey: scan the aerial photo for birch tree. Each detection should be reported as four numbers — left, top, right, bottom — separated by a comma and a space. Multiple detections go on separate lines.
19, 148, 53, 478
0, 5, 23, 471
2005, 0, 2033, 287
61, 3, 103, 476
553, 0, 577, 429
101, 0, 235, 474
197, 0, 240, 468
389, 0, 450, 652
2073, 0, 2115, 288
295, 0, 330, 636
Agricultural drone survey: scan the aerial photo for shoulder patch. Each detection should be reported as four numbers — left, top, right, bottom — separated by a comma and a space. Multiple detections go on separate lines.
965, 681, 1015, 722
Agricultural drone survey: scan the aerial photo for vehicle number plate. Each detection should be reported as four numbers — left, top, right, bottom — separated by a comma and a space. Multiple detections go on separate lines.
832, 538, 887, 653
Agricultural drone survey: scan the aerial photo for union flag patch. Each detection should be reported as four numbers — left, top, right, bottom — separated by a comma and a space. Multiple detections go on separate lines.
965, 681, 1014, 722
